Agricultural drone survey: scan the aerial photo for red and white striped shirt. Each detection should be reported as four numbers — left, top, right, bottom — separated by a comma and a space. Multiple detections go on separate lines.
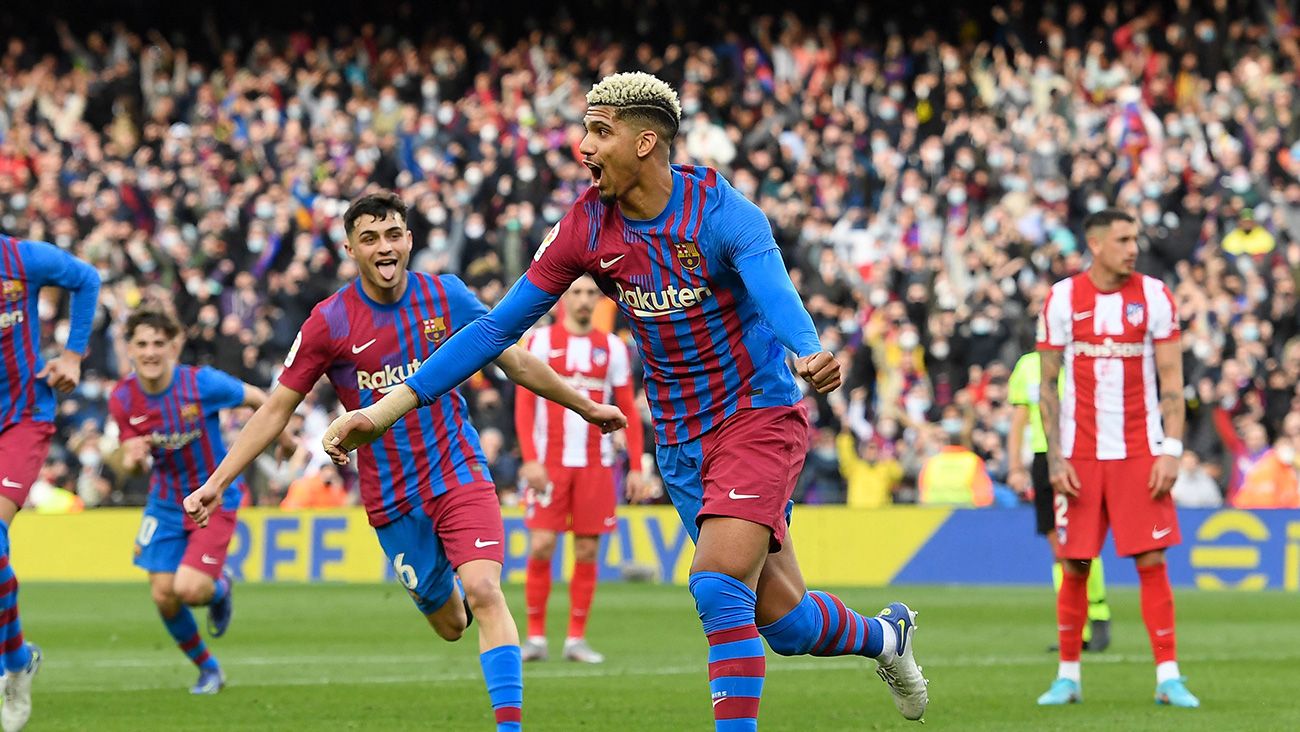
515, 322, 644, 469
1037, 272, 1179, 461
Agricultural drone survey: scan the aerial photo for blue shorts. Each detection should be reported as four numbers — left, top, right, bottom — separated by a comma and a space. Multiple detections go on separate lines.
133, 502, 238, 579
656, 405, 807, 550
374, 484, 505, 615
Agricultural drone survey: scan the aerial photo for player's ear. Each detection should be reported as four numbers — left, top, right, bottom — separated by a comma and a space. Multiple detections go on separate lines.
636, 129, 658, 160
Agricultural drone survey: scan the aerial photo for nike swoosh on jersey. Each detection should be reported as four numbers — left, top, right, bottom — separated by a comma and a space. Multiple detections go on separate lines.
352, 338, 378, 354
1073, 311, 1093, 321
599, 255, 626, 268
129, 415, 149, 425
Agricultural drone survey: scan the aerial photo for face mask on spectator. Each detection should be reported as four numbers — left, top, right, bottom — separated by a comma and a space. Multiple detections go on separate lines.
380, 97, 398, 113
465, 167, 484, 187
543, 205, 563, 223
1279, 445, 1296, 465
466, 221, 486, 239
987, 151, 1006, 168
879, 104, 898, 121
287, 104, 302, 120
971, 317, 993, 335
871, 138, 888, 153
256, 202, 275, 219
419, 123, 436, 138
879, 422, 898, 440
1086, 195, 1107, 213
248, 237, 267, 253
1002, 176, 1027, 193
79, 449, 102, 470
1241, 325, 1260, 342
1191, 340, 1212, 359
518, 166, 537, 183
869, 290, 888, 308
55, 234, 73, 249
437, 106, 455, 124
1143, 182, 1163, 199
899, 331, 920, 350
932, 341, 951, 359
947, 188, 967, 205
901, 187, 920, 204
1141, 210, 1160, 226
941, 418, 963, 434
82, 380, 102, 400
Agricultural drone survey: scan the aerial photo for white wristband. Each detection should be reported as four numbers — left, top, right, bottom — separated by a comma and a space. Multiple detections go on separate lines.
1160, 438, 1184, 458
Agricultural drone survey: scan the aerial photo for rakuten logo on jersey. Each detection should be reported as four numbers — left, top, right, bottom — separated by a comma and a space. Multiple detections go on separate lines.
0, 309, 25, 331
357, 358, 423, 393
615, 282, 713, 318
1074, 338, 1145, 359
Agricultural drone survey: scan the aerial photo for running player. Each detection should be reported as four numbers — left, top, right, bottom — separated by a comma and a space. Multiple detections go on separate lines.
184, 191, 624, 732
324, 73, 928, 728
109, 309, 281, 694
0, 233, 100, 731
1007, 350, 1112, 652
1035, 209, 1199, 707
516, 275, 650, 664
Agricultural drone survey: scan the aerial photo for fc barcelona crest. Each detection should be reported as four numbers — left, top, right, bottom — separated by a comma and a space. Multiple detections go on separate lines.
2, 280, 23, 302
674, 240, 702, 270
1125, 302, 1145, 327
423, 316, 448, 343
180, 403, 201, 423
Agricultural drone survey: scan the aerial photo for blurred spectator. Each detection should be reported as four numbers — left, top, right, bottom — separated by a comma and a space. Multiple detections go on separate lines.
917, 431, 994, 507
1220, 209, 1276, 257
1231, 437, 1300, 508
837, 432, 903, 509
280, 464, 350, 510
1171, 452, 1225, 508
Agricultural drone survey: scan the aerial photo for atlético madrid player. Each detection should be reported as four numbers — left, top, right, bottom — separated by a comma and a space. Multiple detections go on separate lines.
1035, 209, 1199, 708
515, 275, 651, 664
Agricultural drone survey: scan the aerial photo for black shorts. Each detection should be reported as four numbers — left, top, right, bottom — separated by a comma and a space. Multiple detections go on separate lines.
1032, 452, 1053, 536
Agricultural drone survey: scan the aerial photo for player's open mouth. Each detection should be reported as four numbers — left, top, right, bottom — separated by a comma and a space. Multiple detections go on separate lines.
376, 259, 399, 281
584, 161, 603, 184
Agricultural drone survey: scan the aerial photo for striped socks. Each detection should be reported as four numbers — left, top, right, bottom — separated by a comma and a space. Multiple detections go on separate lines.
161, 607, 219, 671
690, 571, 765, 731
0, 522, 31, 673
759, 591, 891, 660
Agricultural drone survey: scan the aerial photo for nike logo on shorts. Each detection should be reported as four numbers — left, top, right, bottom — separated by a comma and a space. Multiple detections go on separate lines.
1151, 526, 1173, 539
0, 478, 22, 489
474, 538, 500, 548
603, 516, 617, 527
728, 489, 759, 500
200, 554, 220, 565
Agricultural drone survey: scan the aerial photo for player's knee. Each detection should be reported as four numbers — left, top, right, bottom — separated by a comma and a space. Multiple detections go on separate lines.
529, 534, 557, 561
761, 628, 810, 657
151, 586, 180, 614
461, 575, 505, 612
572, 536, 599, 564
428, 613, 466, 642
173, 578, 211, 606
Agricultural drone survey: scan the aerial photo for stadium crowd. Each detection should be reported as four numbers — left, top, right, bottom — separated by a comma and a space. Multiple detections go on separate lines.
2, 0, 1299, 512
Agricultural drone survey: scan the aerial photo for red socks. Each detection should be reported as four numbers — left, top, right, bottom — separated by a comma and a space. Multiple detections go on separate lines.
1056, 570, 1089, 662
525, 558, 551, 638
1138, 563, 1177, 664
568, 561, 598, 639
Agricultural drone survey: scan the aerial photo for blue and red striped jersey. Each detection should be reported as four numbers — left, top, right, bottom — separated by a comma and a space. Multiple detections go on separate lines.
278, 273, 493, 527
527, 165, 804, 444
0, 235, 101, 431
109, 366, 246, 522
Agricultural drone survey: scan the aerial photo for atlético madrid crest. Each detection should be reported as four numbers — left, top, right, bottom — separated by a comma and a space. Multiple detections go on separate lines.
180, 403, 201, 423
423, 316, 448, 343
2, 280, 23, 302
674, 240, 701, 270
1125, 302, 1145, 327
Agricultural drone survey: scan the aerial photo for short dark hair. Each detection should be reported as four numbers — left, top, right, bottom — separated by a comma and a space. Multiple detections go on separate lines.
614, 106, 680, 143
343, 191, 407, 237
1083, 208, 1136, 236
125, 309, 182, 341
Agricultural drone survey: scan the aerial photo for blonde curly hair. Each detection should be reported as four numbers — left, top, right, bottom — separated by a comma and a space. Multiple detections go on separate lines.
586, 71, 682, 140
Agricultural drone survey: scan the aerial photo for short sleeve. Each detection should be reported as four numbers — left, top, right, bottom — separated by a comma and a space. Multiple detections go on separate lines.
1144, 278, 1180, 342
1036, 280, 1073, 351
607, 334, 631, 388
278, 308, 335, 394
108, 387, 146, 439
196, 366, 247, 411
439, 275, 490, 332
713, 184, 779, 268
525, 205, 590, 295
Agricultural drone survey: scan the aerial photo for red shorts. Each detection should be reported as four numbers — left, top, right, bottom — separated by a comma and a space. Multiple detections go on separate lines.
524, 464, 617, 535
0, 421, 55, 507
429, 482, 506, 567
658, 404, 809, 551
1056, 455, 1181, 559
180, 506, 238, 579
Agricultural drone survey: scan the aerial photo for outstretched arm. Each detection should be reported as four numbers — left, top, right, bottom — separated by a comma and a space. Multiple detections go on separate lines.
322, 277, 570, 464
495, 344, 626, 429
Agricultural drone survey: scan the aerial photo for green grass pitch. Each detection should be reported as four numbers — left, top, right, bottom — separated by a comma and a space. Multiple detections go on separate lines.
22, 582, 1298, 730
